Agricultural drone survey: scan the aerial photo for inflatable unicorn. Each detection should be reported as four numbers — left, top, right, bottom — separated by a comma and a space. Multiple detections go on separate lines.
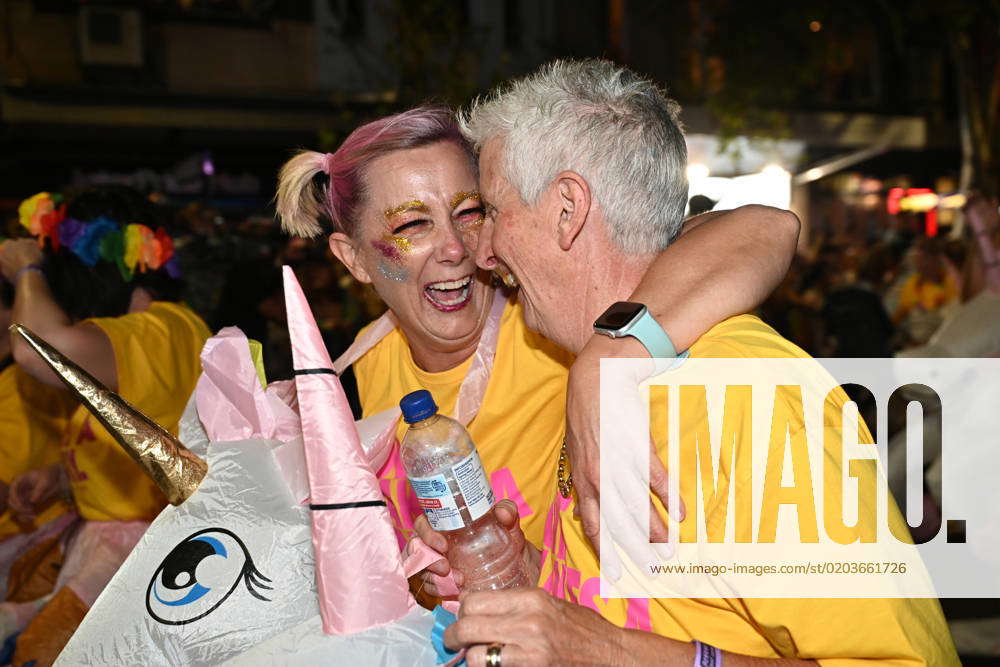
14, 268, 451, 665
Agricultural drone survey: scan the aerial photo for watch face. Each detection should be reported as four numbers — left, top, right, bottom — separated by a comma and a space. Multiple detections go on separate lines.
594, 301, 645, 330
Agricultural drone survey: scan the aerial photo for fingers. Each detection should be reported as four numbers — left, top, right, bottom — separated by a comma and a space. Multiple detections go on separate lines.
578, 492, 601, 549
648, 500, 669, 543
447, 590, 556, 664
445, 614, 508, 649
27, 478, 49, 505
420, 570, 462, 598
420, 576, 443, 599
464, 642, 529, 667
648, 447, 671, 544
424, 556, 452, 577
413, 514, 448, 554
8, 475, 32, 510
458, 588, 543, 618
493, 499, 520, 528
649, 440, 684, 522
445, 612, 520, 654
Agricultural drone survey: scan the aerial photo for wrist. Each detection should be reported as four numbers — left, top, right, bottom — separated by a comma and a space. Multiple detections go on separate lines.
617, 629, 695, 666
593, 301, 677, 360
578, 334, 660, 384
693, 640, 723, 667
13, 264, 43, 283
586, 331, 649, 359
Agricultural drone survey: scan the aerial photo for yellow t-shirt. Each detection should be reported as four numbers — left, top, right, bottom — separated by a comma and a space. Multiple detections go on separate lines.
0, 363, 77, 539
355, 296, 572, 550
897, 273, 957, 314
538, 315, 958, 666
61, 301, 211, 522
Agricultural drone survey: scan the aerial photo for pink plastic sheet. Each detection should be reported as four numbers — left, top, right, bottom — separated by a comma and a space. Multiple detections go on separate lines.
332, 310, 399, 375
324, 287, 507, 613
196, 327, 302, 444
196, 327, 309, 502
357, 407, 403, 474
453, 288, 507, 426
400, 535, 461, 598
332, 288, 508, 428
284, 266, 413, 635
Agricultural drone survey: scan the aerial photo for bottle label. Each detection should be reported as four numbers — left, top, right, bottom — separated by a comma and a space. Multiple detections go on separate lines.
408, 451, 496, 531
452, 450, 495, 523
409, 474, 465, 531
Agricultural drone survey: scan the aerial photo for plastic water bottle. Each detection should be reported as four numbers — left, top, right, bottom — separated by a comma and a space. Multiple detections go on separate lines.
399, 389, 530, 592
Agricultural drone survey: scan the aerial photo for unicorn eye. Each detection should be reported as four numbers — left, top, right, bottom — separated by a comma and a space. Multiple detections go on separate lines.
146, 528, 271, 625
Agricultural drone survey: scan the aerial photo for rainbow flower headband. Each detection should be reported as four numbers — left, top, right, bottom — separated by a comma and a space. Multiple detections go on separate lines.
19, 192, 180, 281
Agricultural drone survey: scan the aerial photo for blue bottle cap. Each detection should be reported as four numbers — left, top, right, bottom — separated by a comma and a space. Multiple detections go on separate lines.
399, 389, 438, 424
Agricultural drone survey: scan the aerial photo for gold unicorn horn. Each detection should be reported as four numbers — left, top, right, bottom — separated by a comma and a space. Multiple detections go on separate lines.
11, 323, 207, 505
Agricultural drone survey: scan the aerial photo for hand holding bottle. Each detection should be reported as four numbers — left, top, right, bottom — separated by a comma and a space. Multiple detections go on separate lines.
412, 499, 540, 598
399, 389, 534, 592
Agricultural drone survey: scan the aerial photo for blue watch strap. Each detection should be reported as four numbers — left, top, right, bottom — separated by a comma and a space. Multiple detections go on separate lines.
626, 308, 677, 359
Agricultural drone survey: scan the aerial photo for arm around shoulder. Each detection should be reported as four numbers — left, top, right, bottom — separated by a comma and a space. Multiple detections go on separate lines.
630, 204, 800, 351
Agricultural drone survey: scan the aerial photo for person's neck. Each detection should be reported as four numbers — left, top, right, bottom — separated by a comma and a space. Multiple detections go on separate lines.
403, 290, 495, 373
409, 335, 479, 373
566, 242, 654, 355
0, 335, 10, 367
129, 287, 154, 313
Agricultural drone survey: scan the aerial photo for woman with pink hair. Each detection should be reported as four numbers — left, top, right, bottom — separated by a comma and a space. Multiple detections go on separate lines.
276, 105, 797, 579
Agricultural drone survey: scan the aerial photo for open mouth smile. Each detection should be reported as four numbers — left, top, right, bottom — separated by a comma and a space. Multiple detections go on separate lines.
423, 274, 474, 311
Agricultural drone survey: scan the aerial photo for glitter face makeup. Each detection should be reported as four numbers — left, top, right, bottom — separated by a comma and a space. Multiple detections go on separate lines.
371, 234, 414, 263
383, 200, 428, 220
452, 191, 485, 236
377, 259, 408, 282
372, 239, 400, 262
346, 141, 493, 355
449, 191, 480, 210
386, 235, 413, 255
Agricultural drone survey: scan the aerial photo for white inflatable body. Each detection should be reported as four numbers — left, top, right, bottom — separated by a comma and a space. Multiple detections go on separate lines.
55, 267, 448, 666
57, 391, 437, 665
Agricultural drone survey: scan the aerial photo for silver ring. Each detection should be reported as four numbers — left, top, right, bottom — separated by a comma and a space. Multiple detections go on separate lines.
485, 642, 503, 667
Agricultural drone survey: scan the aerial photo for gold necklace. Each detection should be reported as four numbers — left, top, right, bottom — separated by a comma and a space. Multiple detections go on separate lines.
557, 439, 573, 497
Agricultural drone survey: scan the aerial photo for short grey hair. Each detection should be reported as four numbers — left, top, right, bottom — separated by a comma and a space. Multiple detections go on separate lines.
459, 59, 688, 254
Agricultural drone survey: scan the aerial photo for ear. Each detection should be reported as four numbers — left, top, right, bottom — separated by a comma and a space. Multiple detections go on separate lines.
554, 171, 591, 251
328, 232, 372, 284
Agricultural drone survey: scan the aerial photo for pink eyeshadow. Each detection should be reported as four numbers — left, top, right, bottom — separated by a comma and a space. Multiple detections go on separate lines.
372, 240, 402, 263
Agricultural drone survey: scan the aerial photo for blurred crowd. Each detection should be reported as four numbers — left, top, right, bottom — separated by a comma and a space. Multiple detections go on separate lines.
9, 187, 996, 384
149, 200, 387, 384
762, 199, 999, 359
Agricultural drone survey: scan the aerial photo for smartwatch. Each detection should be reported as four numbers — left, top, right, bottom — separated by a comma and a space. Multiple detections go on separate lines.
593, 301, 677, 358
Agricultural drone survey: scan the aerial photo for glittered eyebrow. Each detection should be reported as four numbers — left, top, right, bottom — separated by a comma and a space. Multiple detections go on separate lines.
449, 191, 481, 210
384, 200, 428, 219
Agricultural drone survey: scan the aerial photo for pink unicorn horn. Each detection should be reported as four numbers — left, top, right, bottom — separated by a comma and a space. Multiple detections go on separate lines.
282, 266, 413, 635
10, 323, 207, 505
